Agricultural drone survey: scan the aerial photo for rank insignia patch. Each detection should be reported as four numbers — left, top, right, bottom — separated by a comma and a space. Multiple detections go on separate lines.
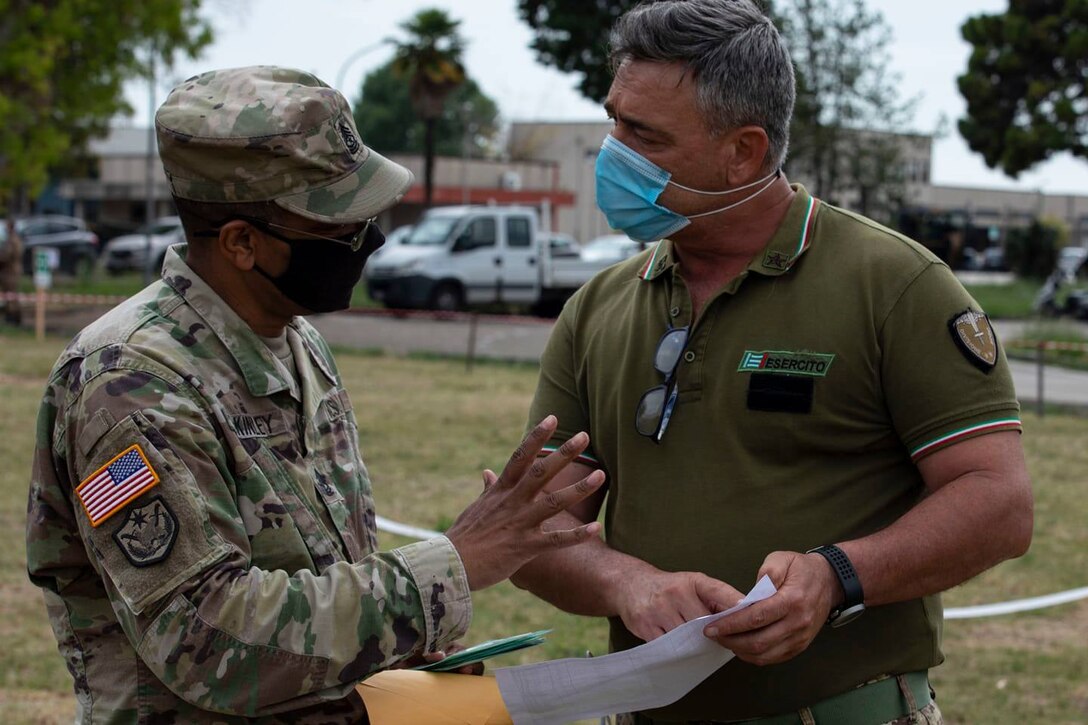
76, 444, 160, 527
949, 309, 998, 372
762, 251, 791, 271
112, 496, 178, 567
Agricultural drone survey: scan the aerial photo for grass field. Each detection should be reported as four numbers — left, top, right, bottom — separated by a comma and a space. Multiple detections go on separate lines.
1, 329, 1085, 723
963, 279, 1043, 320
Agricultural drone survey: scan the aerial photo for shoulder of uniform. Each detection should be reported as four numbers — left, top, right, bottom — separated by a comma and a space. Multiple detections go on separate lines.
570, 248, 653, 301
816, 204, 942, 268
54, 283, 177, 370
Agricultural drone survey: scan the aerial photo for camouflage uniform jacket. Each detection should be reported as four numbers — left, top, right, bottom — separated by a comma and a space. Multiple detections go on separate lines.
26, 246, 472, 723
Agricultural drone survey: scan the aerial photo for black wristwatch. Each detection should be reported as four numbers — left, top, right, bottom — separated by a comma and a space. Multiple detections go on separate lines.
807, 544, 865, 627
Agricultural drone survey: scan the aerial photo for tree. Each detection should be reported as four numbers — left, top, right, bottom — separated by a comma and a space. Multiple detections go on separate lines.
1005, 218, 1064, 279
517, 0, 916, 224
958, 1, 1088, 178
517, 0, 638, 103
781, 0, 916, 222
389, 9, 467, 208
353, 61, 499, 160
0, 0, 212, 213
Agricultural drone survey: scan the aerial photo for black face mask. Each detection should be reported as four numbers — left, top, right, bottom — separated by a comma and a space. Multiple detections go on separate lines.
252, 222, 385, 313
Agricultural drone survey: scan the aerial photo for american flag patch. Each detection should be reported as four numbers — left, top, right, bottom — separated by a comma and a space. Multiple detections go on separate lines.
76, 444, 160, 527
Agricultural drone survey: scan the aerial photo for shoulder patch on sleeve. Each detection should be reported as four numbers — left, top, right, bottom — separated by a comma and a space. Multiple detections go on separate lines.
112, 496, 178, 566
948, 309, 998, 373
77, 444, 160, 527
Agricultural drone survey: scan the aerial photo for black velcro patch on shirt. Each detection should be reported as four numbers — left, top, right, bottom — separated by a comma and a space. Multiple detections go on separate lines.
747, 373, 814, 413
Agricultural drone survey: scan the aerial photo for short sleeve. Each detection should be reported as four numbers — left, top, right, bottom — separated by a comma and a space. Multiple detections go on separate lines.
880, 262, 1021, 462
528, 308, 601, 466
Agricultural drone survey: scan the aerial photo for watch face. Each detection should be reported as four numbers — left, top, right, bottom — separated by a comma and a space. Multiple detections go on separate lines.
829, 603, 866, 628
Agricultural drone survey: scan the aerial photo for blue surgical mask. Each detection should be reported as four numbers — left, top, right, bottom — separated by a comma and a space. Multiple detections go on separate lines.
594, 135, 779, 243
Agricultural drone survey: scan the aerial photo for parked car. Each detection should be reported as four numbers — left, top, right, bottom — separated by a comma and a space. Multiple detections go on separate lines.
100, 216, 184, 275
580, 234, 646, 264
541, 232, 581, 259
960, 245, 1007, 272
365, 224, 414, 270
17, 215, 99, 276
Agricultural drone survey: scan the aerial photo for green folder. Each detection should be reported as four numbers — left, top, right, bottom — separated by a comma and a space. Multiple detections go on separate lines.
414, 629, 551, 672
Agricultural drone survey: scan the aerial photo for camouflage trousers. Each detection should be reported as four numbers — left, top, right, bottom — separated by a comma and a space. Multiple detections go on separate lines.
614, 673, 943, 725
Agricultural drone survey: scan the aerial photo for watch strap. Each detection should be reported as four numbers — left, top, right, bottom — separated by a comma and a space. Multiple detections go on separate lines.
808, 544, 864, 625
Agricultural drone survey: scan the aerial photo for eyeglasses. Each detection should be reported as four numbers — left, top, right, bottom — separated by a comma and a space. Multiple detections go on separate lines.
634, 325, 689, 443
197, 215, 376, 252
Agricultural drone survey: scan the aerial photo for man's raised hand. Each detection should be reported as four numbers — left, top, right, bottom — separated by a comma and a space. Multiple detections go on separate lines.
445, 415, 605, 590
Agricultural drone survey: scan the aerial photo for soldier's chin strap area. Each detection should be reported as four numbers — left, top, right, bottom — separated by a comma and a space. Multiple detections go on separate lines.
356, 670, 511, 724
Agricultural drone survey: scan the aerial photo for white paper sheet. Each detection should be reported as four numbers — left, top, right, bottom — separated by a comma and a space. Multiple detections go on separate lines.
495, 575, 777, 725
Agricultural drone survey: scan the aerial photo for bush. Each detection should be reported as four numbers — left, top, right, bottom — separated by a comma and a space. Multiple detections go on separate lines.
1004, 219, 1063, 279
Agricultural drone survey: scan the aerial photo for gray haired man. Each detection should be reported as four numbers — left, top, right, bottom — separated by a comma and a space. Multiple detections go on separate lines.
513, 1, 1032, 723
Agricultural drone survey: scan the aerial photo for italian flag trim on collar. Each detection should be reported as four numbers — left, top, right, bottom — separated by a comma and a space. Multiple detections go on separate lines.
639, 241, 665, 281
792, 196, 819, 263
909, 418, 1021, 461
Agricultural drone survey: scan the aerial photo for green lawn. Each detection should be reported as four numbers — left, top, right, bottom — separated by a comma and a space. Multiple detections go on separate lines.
963, 278, 1042, 319
1, 330, 1085, 723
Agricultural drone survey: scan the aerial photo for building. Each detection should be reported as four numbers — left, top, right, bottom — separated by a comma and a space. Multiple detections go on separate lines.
911, 184, 1088, 248
54, 125, 574, 240
56, 127, 174, 237
509, 121, 614, 245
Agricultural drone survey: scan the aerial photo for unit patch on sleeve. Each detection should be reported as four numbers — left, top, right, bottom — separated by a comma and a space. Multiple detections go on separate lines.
76, 444, 160, 527
112, 496, 178, 567
948, 309, 998, 372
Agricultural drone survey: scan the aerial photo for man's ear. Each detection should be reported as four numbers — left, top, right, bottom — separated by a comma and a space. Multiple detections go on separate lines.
217, 220, 258, 271
722, 125, 772, 185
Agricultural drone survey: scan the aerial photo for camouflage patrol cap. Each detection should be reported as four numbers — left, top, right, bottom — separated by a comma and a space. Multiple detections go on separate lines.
155, 65, 413, 224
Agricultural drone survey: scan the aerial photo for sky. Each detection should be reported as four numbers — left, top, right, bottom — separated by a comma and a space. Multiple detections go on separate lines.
122, 0, 1088, 196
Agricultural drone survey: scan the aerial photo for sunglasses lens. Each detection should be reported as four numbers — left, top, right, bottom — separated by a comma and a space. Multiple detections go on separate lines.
654, 328, 688, 374
635, 385, 668, 436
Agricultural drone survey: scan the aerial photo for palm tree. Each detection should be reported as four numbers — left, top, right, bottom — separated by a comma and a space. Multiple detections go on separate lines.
390, 9, 466, 208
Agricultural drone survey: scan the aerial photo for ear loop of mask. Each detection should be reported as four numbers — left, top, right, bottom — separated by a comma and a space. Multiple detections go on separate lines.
685, 171, 781, 220
668, 168, 780, 196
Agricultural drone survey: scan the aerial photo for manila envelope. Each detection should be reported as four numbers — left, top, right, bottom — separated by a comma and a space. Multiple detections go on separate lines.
356, 670, 513, 724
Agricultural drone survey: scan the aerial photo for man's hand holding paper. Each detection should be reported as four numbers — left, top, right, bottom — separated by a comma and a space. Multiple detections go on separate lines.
703, 550, 841, 665
615, 568, 745, 642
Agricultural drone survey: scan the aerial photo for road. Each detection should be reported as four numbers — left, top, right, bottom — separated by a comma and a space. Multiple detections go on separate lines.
309, 311, 1088, 409
37, 305, 1088, 408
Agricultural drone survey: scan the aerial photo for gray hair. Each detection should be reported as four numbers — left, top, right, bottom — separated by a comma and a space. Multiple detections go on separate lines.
609, 0, 795, 169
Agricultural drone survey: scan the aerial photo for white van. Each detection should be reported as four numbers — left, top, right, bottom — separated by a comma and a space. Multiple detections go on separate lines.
366, 206, 619, 313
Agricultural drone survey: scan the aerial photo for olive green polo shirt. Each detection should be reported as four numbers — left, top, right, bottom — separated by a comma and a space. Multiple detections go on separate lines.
528, 185, 1021, 721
